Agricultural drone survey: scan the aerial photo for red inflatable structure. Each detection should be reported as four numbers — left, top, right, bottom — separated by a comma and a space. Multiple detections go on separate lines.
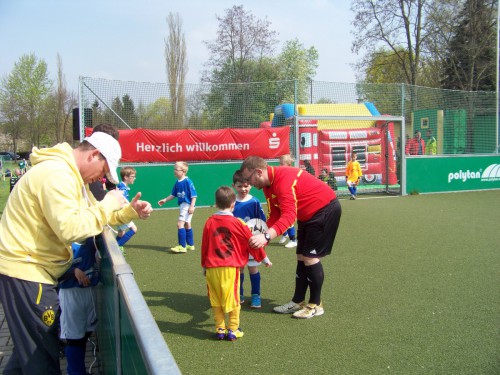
298, 121, 397, 185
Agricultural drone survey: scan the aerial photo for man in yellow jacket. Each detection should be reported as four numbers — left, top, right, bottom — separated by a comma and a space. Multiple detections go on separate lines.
0, 131, 153, 374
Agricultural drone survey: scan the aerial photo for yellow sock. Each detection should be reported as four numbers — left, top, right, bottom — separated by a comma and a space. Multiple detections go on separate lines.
228, 305, 241, 331
212, 306, 226, 331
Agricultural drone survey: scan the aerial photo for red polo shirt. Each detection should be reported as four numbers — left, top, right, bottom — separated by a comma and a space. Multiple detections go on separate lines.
264, 166, 336, 235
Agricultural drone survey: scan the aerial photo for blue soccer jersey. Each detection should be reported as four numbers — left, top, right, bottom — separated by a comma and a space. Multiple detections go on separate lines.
59, 238, 99, 289
233, 195, 266, 223
117, 181, 130, 201
171, 177, 197, 205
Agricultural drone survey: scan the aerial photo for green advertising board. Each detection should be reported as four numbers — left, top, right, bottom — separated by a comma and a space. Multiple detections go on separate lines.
406, 155, 500, 194
124, 161, 269, 209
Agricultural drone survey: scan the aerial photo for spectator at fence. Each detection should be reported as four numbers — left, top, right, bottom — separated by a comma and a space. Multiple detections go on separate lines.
232, 170, 268, 308
60, 123, 123, 374
0, 131, 153, 374
303, 159, 316, 177
405, 131, 426, 155
88, 123, 120, 201
158, 161, 197, 253
319, 168, 338, 191
426, 129, 437, 155
201, 186, 271, 341
240, 156, 341, 319
346, 152, 363, 200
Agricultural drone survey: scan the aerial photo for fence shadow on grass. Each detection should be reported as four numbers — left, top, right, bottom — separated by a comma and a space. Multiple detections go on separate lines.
141, 290, 211, 339
130, 244, 185, 253
141, 290, 276, 340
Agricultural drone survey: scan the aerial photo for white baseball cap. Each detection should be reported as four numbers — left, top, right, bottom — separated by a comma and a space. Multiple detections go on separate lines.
84, 132, 122, 184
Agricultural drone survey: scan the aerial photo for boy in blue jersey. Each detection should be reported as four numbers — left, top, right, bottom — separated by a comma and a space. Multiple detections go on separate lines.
158, 162, 197, 253
232, 170, 267, 308
58, 237, 100, 375
116, 167, 138, 253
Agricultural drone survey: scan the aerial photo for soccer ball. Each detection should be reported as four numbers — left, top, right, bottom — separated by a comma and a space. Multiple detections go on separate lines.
245, 218, 268, 235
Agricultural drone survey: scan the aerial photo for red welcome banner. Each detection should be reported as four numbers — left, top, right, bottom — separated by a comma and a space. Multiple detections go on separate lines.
90, 128, 290, 162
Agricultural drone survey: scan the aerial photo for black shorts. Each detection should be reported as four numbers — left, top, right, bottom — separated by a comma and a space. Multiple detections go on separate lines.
296, 198, 342, 258
0, 274, 61, 373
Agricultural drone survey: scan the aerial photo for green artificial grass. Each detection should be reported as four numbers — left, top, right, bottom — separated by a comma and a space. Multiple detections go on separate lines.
123, 191, 500, 375
0, 161, 16, 215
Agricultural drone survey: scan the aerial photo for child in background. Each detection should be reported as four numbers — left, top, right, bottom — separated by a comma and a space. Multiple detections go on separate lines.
18, 159, 27, 174
328, 171, 338, 191
319, 168, 329, 183
158, 162, 197, 253
232, 170, 267, 308
58, 237, 100, 375
346, 151, 363, 200
319, 168, 338, 191
201, 186, 272, 341
9, 168, 22, 193
116, 167, 138, 252
277, 154, 297, 248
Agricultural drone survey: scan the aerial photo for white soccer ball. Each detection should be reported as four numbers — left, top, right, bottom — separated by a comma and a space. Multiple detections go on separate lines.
245, 218, 268, 235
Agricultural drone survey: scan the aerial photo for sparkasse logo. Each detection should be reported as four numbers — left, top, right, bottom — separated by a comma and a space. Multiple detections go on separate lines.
268, 132, 280, 149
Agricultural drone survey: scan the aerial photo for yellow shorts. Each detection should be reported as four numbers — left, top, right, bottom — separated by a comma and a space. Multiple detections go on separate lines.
206, 267, 240, 313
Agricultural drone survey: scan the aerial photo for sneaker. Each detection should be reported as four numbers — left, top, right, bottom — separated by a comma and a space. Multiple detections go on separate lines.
250, 294, 261, 309
226, 328, 244, 341
119, 246, 126, 255
186, 245, 195, 251
240, 295, 245, 304
216, 328, 227, 340
170, 245, 187, 253
273, 301, 303, 314
279, 236, 288, 244
292, 303, 324, 319
285, 240, 297, 248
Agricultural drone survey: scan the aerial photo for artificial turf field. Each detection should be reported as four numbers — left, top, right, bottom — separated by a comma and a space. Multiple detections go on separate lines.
122, 190, 499, 375
0, 180, 498, 374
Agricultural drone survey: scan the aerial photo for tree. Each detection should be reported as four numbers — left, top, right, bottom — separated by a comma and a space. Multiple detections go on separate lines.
138, 97, 171, 129
201, 6, 281, 129
0, 53, 52, 150
122, 94, 138, 128
422, 0, 465, 87
0, 88, 23, 154
351, 0, 429, 86
165, 12, 188, 128
277, 39, 319, 103
363, 48, 411, 84
203, 5, 278, 83
441, 0, 497, 91
48, 54, 76, 143
103, 95, 138, 129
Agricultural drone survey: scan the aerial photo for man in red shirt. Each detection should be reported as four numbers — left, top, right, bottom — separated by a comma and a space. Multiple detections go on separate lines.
240, 156, 342, 319
405, 130, 426, 155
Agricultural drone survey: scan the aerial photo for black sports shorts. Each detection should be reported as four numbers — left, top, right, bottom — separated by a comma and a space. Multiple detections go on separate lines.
296, 198, 342, 258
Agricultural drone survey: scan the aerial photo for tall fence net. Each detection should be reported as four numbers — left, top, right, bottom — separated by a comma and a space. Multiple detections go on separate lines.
79, 77, 497, 153
79, 77, 498, 196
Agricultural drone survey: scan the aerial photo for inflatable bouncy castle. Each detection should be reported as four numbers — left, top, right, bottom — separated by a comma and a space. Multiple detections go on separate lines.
265, 103, 398, 185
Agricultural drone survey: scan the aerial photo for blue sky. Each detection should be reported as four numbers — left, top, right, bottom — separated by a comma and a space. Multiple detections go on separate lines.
0, 0, 358, 92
